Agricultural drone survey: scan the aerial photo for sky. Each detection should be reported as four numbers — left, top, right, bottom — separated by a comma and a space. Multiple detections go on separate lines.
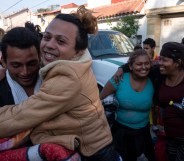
0, 0, 87, 15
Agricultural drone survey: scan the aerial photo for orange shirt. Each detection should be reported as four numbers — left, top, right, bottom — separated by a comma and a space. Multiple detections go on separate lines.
153, 52, 159, 61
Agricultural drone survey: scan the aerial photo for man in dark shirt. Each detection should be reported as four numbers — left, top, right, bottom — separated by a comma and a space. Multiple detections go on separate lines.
0, 27, 41, 106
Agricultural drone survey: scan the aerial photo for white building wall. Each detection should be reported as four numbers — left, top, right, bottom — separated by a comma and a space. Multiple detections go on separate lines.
145, 0, 184, 9
137, 16, 147, 42
0, 20, 4, 29
98, 21, 117, 30
87, 0, 111, 8
160, 17, 184, 46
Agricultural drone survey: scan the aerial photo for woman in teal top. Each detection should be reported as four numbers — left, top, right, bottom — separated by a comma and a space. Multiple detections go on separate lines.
110, 72, 153, 129
100, 49, 156, 161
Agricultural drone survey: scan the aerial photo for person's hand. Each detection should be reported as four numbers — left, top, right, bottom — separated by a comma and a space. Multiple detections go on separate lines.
0, 68, 6, 80
113, 68, 123, 84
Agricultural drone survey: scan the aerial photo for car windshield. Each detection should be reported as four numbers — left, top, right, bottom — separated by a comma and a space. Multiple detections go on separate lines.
88, 31, 134, 58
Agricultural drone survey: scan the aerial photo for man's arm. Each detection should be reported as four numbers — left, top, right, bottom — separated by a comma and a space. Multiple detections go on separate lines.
113, 63, 130, 84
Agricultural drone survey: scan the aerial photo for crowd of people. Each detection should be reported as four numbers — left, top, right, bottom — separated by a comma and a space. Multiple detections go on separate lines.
0, 4, 184, 161
111, 39, 184, 161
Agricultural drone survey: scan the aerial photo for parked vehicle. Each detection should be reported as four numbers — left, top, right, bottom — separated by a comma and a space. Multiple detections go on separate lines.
88, 29, 134, 90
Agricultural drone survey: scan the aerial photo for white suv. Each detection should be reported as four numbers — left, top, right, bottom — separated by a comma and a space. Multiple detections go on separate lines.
88, 30, 134, 90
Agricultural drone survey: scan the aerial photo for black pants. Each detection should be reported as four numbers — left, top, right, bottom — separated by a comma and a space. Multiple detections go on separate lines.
166, 136, 184, 161
81, 143, 122, 161
112, 121, 156, 161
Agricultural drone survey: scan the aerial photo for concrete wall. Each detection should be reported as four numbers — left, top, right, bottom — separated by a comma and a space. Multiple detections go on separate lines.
146, 3, 184, 52
160, 16, 184, 49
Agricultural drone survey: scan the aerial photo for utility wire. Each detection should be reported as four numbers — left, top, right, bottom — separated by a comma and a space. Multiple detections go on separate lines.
29, 0, 51, 9
2, 0, 24, 13
1, 0, 51, 14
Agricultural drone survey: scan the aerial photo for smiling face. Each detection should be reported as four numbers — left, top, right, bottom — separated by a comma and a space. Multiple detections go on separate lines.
41, 19, 82, 66
159, 56, 178, 75
4, 46, 40, 88
129, 55, 151, 78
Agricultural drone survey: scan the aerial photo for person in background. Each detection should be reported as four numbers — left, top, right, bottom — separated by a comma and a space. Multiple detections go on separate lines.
100, 49, 156, 161
25, 21, 43, 40
143, 38, 159, 62
142, 38, 160, 128
133, 44, 142, 51
0, 6, 121, 161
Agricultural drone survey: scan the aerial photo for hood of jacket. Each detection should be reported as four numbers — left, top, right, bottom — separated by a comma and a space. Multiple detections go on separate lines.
39, 49, 92, 79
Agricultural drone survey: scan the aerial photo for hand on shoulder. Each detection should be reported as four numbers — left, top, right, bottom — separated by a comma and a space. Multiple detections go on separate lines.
112, 67, 123, 84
